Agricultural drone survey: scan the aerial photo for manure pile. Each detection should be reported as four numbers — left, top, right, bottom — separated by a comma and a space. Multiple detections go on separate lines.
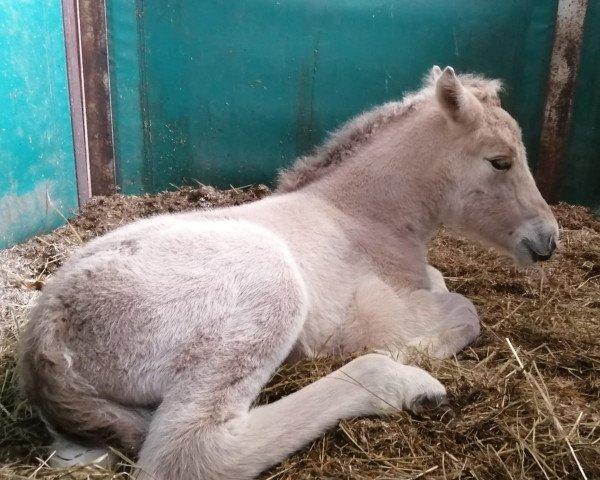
1, 185, 598, 479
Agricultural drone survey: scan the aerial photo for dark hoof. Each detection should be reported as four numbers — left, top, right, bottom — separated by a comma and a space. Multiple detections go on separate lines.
410, 392, 450, 414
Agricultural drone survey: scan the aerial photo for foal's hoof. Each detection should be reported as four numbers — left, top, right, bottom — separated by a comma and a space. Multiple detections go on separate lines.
410, 392, 450, 414
48, 437, 115, 469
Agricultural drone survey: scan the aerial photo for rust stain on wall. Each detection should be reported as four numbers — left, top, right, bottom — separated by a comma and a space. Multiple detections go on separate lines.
535, 0, 588, 203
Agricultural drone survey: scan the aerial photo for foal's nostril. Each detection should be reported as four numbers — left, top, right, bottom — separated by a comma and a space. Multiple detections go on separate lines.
523, 237, 555, 262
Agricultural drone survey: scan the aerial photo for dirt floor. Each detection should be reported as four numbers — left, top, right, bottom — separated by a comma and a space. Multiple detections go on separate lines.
0, 185, 598, 480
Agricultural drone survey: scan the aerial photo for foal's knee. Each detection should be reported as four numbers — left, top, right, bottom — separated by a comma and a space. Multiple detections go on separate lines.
407, 291, 480, 358
436, 292, 480, 333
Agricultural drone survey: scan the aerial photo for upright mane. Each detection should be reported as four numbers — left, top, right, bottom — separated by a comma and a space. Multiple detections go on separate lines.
276, 73, 503, 193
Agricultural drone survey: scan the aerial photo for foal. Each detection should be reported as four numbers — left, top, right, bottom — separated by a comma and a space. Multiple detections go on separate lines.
19, 66, 558, 479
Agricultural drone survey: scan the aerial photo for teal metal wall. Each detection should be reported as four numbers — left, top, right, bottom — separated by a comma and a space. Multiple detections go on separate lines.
4, 1, 599, 249
106, 0, 558, 194
562, 0, 600, 214
0, 0, 78, 248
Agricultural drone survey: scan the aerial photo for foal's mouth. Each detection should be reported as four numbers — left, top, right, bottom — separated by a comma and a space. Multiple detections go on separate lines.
518, 236, 558, 264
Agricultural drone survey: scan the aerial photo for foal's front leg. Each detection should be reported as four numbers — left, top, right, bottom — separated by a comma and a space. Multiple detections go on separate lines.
355, 275, 480, 360
404, 289, 481, 359
426, 264, 449, 293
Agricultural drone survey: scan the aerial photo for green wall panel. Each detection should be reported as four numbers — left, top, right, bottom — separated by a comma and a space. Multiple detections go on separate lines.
0, 0, 78, 248
107, 0, 558, 194
561, 1, 600, 214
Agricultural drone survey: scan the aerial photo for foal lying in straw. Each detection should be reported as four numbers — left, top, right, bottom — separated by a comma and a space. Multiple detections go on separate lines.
19, 66, 558, 479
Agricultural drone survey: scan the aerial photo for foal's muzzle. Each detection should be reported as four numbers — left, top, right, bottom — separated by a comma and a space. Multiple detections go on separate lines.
522, 236, 557, 262
518, 222, 558, 264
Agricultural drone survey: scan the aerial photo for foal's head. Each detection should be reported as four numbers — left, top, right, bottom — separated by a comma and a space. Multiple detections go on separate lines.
432, 66, 558, 265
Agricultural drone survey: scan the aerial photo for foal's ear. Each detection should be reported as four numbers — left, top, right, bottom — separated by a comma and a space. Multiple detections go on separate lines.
435, 66, 481, 125
430, 65, 443, 81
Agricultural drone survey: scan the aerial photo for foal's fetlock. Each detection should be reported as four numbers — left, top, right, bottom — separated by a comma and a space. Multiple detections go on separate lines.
396, 365, 447, 414
340, 354, 447, 415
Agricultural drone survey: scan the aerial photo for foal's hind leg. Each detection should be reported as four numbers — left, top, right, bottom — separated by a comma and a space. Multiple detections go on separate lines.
137, 354, 446, 480
136, 249, 310, 479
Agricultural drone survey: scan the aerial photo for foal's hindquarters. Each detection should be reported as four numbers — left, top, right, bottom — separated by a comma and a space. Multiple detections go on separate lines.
19, 216, 447, 480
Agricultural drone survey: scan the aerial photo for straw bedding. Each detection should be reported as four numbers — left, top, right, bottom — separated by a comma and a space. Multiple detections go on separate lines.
0, 185, 598, 479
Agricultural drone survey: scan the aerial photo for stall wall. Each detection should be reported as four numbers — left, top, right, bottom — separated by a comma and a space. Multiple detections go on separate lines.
562, 0, 600, 213
0, 0, 78, 248
106, 0, 558, 194
4, 1, 600, 249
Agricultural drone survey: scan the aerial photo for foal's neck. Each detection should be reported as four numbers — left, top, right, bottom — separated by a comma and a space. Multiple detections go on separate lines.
307, 113, 450, 288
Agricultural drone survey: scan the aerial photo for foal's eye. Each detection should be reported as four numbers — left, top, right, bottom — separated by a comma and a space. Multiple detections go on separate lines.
487, 156, 511, 171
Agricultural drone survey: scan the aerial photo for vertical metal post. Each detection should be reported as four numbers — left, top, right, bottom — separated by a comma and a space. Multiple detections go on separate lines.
78, 0, 116, 197
61, 0, 116, 205
61, 0, 90, 205
535, 0, 588, 204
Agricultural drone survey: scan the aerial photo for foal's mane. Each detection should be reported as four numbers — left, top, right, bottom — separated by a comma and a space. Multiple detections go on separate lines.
276, 73, 502, 193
